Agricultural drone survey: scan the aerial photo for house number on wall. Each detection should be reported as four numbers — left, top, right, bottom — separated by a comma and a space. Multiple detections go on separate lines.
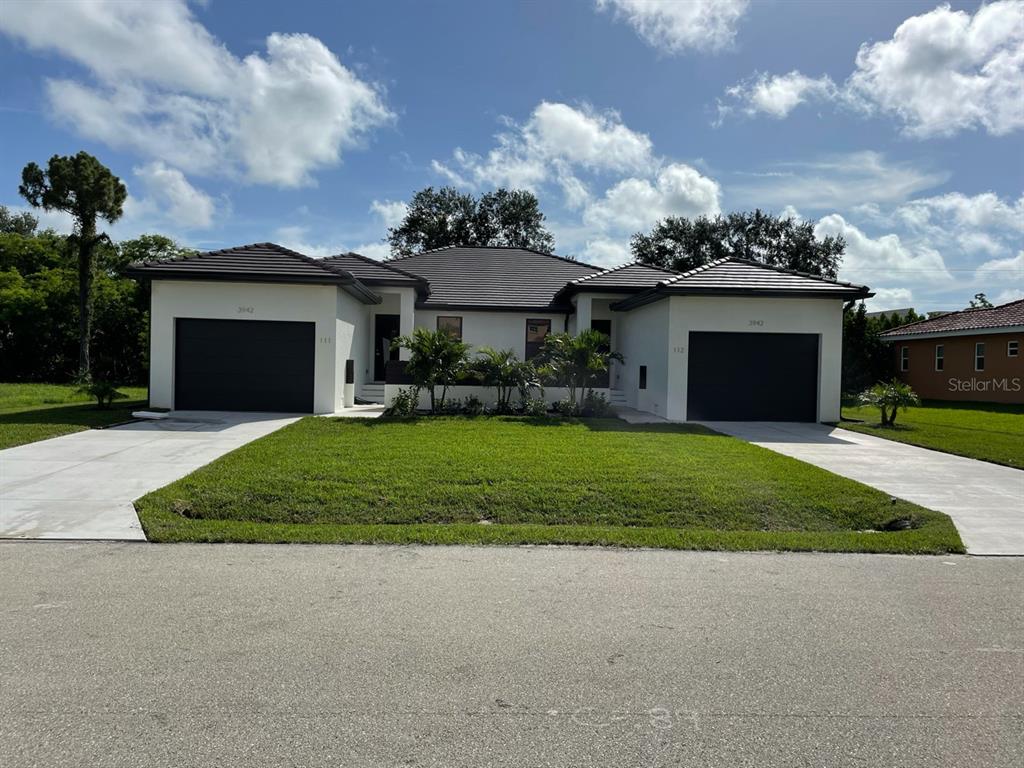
238, 306, 255, 314
319, 336, 332, 344
749, 319, 764, 326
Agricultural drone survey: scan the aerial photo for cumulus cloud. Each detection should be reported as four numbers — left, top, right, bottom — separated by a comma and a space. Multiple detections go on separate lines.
975, 250, 1024, 285
370, 200, 409, 230
865, 287, 915, 313
132, 162, 216, 229
716, 1, 1024, 137
584, 163, 721, 231
596, 0, 750, 54
0, 0, 393, 187
274, 225, 391, 261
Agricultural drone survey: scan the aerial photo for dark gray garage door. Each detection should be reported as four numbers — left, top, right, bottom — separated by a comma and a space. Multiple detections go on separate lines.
175, 318, 315, 412
687, 332, 818, 422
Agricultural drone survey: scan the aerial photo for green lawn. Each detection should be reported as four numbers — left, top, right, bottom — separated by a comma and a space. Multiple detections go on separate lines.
0, 382, 148, 449
137, 416, 963, 554
841, 400, 1024, 468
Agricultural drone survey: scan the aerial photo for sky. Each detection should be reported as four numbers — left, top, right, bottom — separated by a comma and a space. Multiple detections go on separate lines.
0, 0, 1021, 312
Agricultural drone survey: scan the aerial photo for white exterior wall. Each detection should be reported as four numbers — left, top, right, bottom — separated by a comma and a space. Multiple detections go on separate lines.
149, 280, 365, 413
414, 310, 569, 359
664, 295, 844, 422
615, 300, 671, 417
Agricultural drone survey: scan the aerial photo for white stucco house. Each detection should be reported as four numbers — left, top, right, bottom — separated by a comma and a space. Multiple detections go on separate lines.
127, 243, 872, 422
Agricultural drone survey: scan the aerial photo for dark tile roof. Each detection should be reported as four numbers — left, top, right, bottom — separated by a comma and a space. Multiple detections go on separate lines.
320, 252, 426, 287
567, 261, 679, 289
612, 257, 872, 310
387, 246, 601, 309
881, 298, 1024, 338
125, 242, 381, 303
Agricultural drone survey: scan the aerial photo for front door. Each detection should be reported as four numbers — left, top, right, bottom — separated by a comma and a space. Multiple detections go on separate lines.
374, 314, 401, 381
591, 319, 612, 388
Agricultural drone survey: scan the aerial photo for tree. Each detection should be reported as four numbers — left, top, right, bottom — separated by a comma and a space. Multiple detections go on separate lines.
858, 379, 920, 426
536, 329, 623, 410
106, 234, 195, 277
0, 205, 38, 237
386, 186, 555, 257
969, 292, 993, 309
470, 347, 538, 413
391, 327, 470, 413
20, 152, 126, 379
630, 210, 845, 278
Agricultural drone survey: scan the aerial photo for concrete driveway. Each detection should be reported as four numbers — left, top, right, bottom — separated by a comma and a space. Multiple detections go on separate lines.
0, 412, 299, 540
703, 422, 1024, 556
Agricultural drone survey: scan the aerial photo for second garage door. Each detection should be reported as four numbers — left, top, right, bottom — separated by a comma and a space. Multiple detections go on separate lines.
175, 318, 315, 412
687, 332, 818, 422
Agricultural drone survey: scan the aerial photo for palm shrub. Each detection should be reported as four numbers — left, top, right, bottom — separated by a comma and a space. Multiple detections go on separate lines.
471, 347, 537, 413
536, 329, 623, 412
858, 379, 920, 426
76, 379, 128, 409
391, 328, 470, 414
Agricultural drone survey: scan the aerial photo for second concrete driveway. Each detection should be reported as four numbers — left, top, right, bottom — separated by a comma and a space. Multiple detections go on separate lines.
0, 412, 299, 540
703, 422, 1024, 556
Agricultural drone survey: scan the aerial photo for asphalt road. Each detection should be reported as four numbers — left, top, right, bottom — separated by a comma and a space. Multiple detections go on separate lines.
2, 543, 1021, 767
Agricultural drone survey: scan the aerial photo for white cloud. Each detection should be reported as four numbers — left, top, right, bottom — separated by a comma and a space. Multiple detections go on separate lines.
815, 213, 953, 286
274, 225, 390, 261
730, 151, 947, 211
993, 287, 1024, 305
895, 192, 1024, 234
975, 250, 1024, 285
584, 163, 721, 231
579, 237, 632, 266
865, 287, 915, 313
0, 0, 393, 187
716, 1, 1024, 137
370, 200, 408, 229
596, 0, 750, 54
132, 162, 216, 229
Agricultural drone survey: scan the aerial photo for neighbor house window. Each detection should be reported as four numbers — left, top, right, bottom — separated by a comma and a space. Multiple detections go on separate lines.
525, 319, 551, 359
900, 347, 909, 372
934, 344, 944, 371
975, 342, 986, 371
1009, 340, 1019, 358
639, 365, 647, 390
436, 315, 463, 341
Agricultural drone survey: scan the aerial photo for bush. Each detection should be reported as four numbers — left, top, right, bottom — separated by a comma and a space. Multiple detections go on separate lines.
581, 391, 612, 417
384, 386, 419, 418
76, 380, 128, 409
553, 397, 578, 417
519, 396, 548, 417
463, 394, 484, 415
440, 397, 464, 415
858, 379, 920, 426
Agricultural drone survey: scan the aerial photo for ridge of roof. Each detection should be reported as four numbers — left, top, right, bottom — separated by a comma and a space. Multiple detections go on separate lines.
657, 257, 732, 286
659, 257, 867, 291
880, 297, 1024, 336
325, 251, 428, 283
569, 260, 678, 285
388, 244, 601, 270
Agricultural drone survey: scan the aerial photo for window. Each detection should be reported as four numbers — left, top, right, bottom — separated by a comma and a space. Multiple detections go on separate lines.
975, 342, 985, 372
1009, 340, 1019, 358
934, 344, 944, 372
525, 319, 550, 359
436, 315, 462, 340
639, 365, 647, 390
900, 346, 909, 372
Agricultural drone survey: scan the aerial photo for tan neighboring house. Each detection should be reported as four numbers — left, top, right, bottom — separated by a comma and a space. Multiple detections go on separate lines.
880, 299, 1024, 404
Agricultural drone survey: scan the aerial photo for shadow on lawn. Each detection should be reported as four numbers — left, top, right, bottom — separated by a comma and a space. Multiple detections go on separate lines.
0, 400, 147, 429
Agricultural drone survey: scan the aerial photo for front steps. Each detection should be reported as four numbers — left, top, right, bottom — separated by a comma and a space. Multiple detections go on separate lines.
608, 389, 627, 407
361, 383, 385, 404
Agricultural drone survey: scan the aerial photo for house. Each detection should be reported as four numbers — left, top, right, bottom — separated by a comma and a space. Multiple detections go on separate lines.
127, 243, 872, 422
880, 298, 1024, 404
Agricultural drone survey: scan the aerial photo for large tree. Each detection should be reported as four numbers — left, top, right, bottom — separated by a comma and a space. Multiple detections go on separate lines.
20, 152, 126, 379
630, 210, 845, 279
386, 186, 555, 257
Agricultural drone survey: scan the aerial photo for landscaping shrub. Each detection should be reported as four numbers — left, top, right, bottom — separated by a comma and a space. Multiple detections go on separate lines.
384, 386, 419, 417
581, 391, 612, 417
76, 379, 128, 409
519, 396, 548, 417
858, 379, 920, 426
463, 394, 484, 415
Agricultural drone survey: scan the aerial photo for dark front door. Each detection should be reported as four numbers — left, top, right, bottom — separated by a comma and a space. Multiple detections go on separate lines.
591, 319, 612, 388
174, 318, 314, 412
687, 332, 818, 422
374, 314, 401, 381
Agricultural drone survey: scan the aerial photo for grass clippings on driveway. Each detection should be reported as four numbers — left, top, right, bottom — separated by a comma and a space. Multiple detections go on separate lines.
137, 416, 963, 554
0, 382, 148, 450
842, 400, 1024, 468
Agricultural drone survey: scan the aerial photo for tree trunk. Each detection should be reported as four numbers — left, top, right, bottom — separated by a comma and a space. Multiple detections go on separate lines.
77, 228, 97, 380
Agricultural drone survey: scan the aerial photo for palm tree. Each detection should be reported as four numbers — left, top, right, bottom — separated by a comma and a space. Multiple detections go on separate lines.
858, 379, 920, 426
471, 347, 538, 412
392, 328, 470, 413
536, 329, 623, 409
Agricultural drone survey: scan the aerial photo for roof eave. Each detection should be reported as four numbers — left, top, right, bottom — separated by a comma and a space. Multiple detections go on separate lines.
881, 324, 1024, 341
611, 286, 872, 312
126, 269, 383, 304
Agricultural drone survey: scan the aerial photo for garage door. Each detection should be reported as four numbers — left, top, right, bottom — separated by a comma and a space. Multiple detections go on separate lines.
175, 319, 315, 412
687, 332, 818, 422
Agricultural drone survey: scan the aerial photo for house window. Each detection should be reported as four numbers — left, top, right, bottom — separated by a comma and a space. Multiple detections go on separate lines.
975, 342, 986, 371
436, 315, 463, 340
934, 344, 944, 372
900, 346, 909, 372
639, 365, 647, 390
525, 319, 550, 359
1009, 340, 1019, 358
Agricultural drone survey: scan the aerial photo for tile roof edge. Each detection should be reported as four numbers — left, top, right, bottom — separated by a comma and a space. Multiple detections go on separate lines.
661, 257, 869, 290
879, 298, 1024, 335
326, 251, 429, 283
386, 244, 602, 270
569, 260, 680, 286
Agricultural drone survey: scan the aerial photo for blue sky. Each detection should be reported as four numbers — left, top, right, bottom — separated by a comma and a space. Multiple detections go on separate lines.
1, 0, 1021, 312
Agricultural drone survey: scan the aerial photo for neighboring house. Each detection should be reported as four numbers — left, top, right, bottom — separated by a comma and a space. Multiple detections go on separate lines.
866, 307, 914, 321
880, 299, 1024, 404
127, 243, 871, 422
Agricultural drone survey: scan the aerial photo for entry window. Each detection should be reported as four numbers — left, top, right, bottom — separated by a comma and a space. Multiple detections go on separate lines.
900, 346, 909, 372
525, 319, 551, 359
436, 315, 463, 340
975, 342, 986, 371
934, 344, 944, 371
1009, 340, 1019, 358
639, 365, 647, 390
